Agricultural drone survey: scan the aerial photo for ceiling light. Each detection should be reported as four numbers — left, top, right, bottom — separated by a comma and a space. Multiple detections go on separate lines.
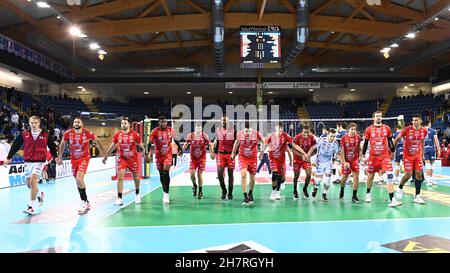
390, 43, 399, 48
268, 91, 273, 94
36, 2, 50, 8
404, 86, 408, 89
228, 91, 233, 94
405, 32, 416, 39
434, 17, 439, 21
89, 43, 100, 50
69, 26, 81, 36
144, 91, 149, 95
79, 33, 87, 38
409, 84, 414, 87
331, 31, 335, 34
77, 86, 83, 89
98, 49, 107, 55
57, 16, 61, 19
186, 91, 191, 94
90, 68, 96, 72
308, 89, 314, 92
350, 88, 356, 92
383, 53, 390, 59
380, 47, 391, 53
82, 88, 86, 91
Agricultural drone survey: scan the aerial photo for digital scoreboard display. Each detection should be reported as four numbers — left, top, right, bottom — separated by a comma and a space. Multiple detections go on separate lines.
240, 26, 281, 69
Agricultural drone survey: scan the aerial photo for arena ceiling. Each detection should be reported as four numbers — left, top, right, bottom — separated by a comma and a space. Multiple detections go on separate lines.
0, 0, 450, 81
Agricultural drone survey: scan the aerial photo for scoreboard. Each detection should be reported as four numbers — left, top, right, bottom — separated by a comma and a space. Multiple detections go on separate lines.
240, 26, 281, 69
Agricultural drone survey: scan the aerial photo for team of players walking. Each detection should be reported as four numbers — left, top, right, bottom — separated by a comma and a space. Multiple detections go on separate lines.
4, 110, 441, 215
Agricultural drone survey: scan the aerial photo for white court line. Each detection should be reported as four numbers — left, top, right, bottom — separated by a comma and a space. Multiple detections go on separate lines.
88, 216, 450, 230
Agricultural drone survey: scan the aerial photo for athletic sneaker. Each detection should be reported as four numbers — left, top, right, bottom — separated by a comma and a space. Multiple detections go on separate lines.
388, 198, 402, 207
352, 197, 361, 204
23, 206, 40, 215
242, 197, 250, 206
377, 181, 383, 186
227, 192, 233, 200
280, 183, 285, 190
413, 195, 426, 204
333, 179, 341, 184
248, 192, 254, 204
37, 191, 45, 207
426, 180, 433, 187
114, 198, 123, 206
198, 191, 203, 200
321, 193, 328, 202
269, 190, 276, 201
78, 201, 91, 214
275, 191, 281, 200
396, 188, 403, 200
163, 193, 170, 204
293, 191, 299, 200
312, 187, 318, 198
303, 188, 309, 199
192, 184, 198, 197
135, 194, 141, 204
365, 193, 372, 203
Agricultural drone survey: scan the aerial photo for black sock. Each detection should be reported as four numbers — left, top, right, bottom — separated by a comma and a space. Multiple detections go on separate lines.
272, 185, 276, 190
228, 186, 233, 194
415, 179, 423, 195
243, 192, 248, 198
340, 187, 344, 193
304, 176, 311, 189
389, 192, 394, 201
78, 187, 88, 202
399, 184, 404, 189
135, 189, 139, 195
249, 190, 253, 196
219, 181, 226, 192
163, 171, 170, 193
199, 186, 203, 193
352, 190, 357, 198
367, 188, 371, 194
118, 192, 122, 199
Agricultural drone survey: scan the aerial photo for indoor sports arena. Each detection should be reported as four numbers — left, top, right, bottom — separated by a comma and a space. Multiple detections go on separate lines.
0, 0, 450, 258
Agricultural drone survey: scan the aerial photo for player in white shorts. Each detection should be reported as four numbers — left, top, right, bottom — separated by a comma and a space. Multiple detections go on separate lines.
313, 129, 339, 201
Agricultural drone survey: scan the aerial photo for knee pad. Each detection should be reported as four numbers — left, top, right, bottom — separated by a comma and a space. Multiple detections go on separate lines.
272, 172, 278, 182
386, 172, 394, 185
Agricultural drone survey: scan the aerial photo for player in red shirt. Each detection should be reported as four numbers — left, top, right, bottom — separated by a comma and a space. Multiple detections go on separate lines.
182, 123, 212, 199
231, 122, 264, 206
362, 111, 400, 207
145, 116, 182, 204
338, 122, 362, 204
58, 117, 105, 214
210, 116, 236, 200
103, 117, 144, 206
292, 124, 317, 199
266, 122, 294, 201
394, 114, 428, 204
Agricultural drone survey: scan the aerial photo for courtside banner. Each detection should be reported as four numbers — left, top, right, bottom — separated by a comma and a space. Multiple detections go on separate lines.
0, 157, 115, 189
225, 82, 257, 89
262, 82, 321, 89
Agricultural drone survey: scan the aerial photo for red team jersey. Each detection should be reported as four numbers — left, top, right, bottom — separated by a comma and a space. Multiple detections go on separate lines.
364, 124, 392, 157
292, 134, 316, 161
149, 127, 176, 156
400, 126, 427, 158
265, 132, 292, 161
63, 128, 97, 160
237, 130, 263, 158
186, 132, 210, 159
341, 134, 361, 161
216, 128, 235, 153
113, 130, 141, 159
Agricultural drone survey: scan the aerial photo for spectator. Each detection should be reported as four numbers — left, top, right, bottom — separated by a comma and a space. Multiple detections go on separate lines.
0, 135, 11, 165
11, 111, 19, 127
90, 142, 99, 158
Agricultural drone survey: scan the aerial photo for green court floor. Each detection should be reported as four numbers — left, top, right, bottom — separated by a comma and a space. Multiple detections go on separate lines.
96, 183, 450, 228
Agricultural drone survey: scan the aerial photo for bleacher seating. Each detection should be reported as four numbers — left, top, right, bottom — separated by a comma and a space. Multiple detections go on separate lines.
38, 95, 89, 115
386, 94, 444, 123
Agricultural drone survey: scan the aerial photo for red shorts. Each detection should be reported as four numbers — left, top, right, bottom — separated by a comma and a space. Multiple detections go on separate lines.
293, 159, 311, 173
367, 155, 392, 173
403, 155, 423, 173
71, 157, 90, 176
118, 157, 140, 174
269, 156, 286, 177
155, 154, 172, 170
216, 153, 235, 169
238, 156, 257, 175
190, 156, 206, 171
342, 160, 360, 175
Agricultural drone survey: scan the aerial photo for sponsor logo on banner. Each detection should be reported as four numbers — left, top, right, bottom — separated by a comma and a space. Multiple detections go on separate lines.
322, 82, 347, 88
56, 161, 72, 178
225, 82, 257, 89
7, 164, 26, 187
262, 82, 321, 89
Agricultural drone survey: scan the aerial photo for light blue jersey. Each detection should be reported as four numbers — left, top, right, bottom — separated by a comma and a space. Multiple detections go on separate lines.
315, 138, 339, 175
